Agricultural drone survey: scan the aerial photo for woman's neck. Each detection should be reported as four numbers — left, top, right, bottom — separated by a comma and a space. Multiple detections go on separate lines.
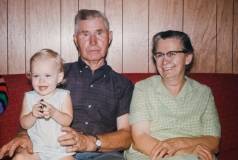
162, 77, 186, 97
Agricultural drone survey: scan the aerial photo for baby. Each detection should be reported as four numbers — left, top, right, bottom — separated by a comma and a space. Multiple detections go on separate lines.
15, 49, 75, 160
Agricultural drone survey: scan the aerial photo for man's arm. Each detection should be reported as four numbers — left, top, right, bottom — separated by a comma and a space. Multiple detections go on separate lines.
97, 113, 132, 152
58, 113, 131, 152
0, 126, 33, 158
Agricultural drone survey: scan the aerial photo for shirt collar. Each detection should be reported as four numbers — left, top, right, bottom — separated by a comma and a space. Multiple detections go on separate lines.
154, 76, 194, 100
77, 56, 111, 76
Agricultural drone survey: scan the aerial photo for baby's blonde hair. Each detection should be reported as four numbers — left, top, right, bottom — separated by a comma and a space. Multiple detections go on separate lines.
29, 49, 64, 73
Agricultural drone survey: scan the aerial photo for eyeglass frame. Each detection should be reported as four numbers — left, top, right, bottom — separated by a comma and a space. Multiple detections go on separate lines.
153, 50, 188, 61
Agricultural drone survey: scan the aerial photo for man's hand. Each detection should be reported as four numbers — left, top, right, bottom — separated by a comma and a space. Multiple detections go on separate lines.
58, 126, 95, 153
0, 133, 33, 158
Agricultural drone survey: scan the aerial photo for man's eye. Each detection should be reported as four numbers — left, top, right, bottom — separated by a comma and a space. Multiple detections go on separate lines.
84, 33, 88, 36
97, 32, 102, 35
46, 75, 51, 77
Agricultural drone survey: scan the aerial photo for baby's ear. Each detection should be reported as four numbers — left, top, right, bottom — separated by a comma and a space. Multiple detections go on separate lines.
57, 72, 64, 83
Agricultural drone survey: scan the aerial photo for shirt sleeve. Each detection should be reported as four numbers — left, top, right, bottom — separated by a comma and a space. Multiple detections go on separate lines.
117, 79, 134, 117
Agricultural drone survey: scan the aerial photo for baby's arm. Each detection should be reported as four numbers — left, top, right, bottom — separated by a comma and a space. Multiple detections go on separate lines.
20, 96, 43, 129
41, 93, 73, 126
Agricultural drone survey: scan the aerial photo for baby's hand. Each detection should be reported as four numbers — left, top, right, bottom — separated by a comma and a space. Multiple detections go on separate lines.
40, 100, 56, 119
32, 103, 44, 118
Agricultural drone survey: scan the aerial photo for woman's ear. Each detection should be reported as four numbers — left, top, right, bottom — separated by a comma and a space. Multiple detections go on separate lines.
185, 54, 193, 65
57, 72, 64, 83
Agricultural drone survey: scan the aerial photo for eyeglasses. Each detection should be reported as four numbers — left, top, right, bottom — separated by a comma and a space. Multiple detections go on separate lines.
153, 50, 187, 61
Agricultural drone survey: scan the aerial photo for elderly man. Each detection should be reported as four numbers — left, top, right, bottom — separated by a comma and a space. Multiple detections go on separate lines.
0, 9, 133, 160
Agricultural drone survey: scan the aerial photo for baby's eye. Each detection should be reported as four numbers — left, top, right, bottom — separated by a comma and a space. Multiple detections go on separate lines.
33, 75, 39, 78
46, 74, 51, 77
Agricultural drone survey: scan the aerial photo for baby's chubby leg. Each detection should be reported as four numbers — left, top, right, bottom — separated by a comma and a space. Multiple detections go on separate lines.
13, 149, 40, 160
60, 156, 75, 160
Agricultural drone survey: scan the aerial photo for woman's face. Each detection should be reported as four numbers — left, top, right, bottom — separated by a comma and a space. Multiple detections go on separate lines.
155, 38, 192, 81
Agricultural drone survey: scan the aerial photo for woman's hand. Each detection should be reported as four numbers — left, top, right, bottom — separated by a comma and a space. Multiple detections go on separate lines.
58, 126, 95, 152
175, 144, 213, 160
0, 131, 33, 158
150, 139, 179, 160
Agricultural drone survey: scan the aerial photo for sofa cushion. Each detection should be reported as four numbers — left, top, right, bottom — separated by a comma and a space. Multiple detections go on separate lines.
1, 73, 238, 160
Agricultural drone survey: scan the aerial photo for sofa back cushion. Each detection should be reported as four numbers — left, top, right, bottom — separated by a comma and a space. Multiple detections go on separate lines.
1, 73, 238, 158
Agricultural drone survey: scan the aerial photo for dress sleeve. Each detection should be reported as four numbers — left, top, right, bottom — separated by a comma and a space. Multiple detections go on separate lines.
129, 82, 151, 125
202, 88, 221, 137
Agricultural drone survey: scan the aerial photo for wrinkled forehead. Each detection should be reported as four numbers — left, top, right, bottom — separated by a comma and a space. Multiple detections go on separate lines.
78, 17, 108, 31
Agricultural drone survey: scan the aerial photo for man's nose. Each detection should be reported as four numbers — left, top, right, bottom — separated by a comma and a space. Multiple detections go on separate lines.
89, 34, 97, 45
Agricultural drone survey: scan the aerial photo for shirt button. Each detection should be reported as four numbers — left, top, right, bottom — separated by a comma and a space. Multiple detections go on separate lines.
88, 105, 91, 108
104, 75, 106, 77
175, 113, 178, 117
80, 70, 82, 73
85, 66, 88, 68
90, 84, 93, 88
85, 122, 88, 125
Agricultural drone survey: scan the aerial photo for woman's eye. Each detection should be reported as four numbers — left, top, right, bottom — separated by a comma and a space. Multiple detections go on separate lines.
167, 52, 176, 57
156, 54, 164, 58
46, 75, 51, 77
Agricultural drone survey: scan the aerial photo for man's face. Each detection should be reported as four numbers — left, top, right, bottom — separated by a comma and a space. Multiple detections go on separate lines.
74, 17, 112, 66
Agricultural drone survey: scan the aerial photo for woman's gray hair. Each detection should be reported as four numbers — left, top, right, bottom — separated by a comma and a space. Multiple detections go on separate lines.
74, 9, 110, 34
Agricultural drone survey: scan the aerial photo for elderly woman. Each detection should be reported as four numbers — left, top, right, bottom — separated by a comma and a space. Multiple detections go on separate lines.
124, 30, 220, 160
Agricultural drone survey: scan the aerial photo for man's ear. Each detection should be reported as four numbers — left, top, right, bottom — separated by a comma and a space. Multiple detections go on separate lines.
185, 54, 193, 65
109, 31, 113, 45
57, 72, 64, 83
73, 34, 78, 47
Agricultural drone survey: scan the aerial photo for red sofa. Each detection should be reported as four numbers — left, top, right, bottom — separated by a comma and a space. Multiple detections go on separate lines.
1, 73, 238, 159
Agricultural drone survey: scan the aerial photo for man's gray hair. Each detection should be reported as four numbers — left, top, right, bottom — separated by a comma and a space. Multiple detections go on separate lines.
74, 9, 110, 34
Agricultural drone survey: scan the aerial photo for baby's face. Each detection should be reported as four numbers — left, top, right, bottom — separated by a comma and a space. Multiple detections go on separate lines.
30, 58, 62, 99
